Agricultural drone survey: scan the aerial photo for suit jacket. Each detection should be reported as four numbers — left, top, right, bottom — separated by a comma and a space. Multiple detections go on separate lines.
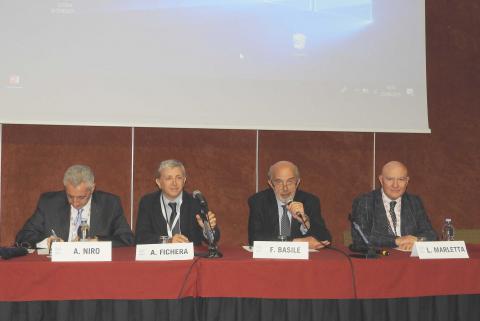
351, 189, 437, 248
248, 188, 331, 245
15, 190, 134, 247
135, 190, 220, 245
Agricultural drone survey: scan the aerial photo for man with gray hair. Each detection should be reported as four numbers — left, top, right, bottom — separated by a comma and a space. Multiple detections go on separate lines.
135, 159, 220, 245
16, 164, 134, 247
248, 160, 331, 249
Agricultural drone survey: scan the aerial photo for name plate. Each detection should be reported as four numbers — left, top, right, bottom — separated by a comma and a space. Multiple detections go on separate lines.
253, 241, 309, 260
411, 241, 469, 259
135, 243, 194, 261
51, 241, 112, 262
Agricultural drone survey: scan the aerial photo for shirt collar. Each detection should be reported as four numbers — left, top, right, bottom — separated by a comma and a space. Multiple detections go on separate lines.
381, 188, 401, 203
162, 191, 183, 205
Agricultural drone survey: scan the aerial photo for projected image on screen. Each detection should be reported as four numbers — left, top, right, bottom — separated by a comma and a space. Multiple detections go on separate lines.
0, 0, 428, 132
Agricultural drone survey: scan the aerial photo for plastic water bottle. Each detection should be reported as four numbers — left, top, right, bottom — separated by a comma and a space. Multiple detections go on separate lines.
442, 218, 455, 241
80, 219, 90, 241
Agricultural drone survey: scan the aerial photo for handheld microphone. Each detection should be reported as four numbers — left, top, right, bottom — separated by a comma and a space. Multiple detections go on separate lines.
192, 190, 222, 258
193, 190, 208, 208
286, 199, 308, 229
193, 190, 209, 221
192, 190, 214, 238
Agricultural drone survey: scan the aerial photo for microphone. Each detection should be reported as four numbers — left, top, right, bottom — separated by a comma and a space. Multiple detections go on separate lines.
348, 214, 382, 259
192, 189, 222, 258
286, 200, 308, 229
193, 190, 209, 221
352, 221, 371, 247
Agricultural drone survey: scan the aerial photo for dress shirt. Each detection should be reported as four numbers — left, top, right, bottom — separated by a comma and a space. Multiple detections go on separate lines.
68, 197, 92, 242
275, 198, 308, 236
381, 189, 402, 236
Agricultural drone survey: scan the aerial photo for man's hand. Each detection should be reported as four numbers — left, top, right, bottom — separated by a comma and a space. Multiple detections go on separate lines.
395, 235, 417, 251
287, 201, 310, 229
47, 235, 64, 250
195, 211, 217, 229
293, 236, 330, 250
171, 234, 190, 243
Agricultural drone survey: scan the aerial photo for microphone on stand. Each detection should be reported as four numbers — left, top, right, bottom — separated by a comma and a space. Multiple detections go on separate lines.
348, 214, 383, 259
193, 190, 222, 258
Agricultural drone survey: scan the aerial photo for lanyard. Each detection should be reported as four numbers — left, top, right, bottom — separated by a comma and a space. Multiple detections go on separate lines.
160, 194, 181, 238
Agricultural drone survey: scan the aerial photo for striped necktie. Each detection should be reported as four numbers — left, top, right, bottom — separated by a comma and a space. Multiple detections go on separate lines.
280, 205, 291, 237
389, 201, 397, 236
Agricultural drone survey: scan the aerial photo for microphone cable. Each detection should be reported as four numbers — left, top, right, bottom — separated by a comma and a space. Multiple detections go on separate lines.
177, 256, 201, 299
321, 243, 358, 299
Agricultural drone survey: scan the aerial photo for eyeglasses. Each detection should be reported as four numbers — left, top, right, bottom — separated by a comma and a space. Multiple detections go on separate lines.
271, 178, 298, 189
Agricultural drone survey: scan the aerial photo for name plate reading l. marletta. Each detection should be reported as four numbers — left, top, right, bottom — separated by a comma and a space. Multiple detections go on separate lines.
135, 243, 194, 261
51, 241, 112, 262
253, 241, 309, 260
411, 241, 469, 259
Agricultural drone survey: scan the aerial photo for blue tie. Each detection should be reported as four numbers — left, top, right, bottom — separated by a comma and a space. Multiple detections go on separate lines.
74, 208, 83, 240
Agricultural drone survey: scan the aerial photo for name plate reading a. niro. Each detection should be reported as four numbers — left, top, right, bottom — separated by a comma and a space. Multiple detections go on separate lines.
411, 241, 469, 259
136, 243, 194, 261
253, 241, 309, 260
51, 241, 112, 262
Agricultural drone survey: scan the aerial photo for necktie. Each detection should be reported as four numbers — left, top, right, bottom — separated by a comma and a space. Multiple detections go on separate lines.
280, 205, 291, 237
74, 208, 83, 240
168, 202, 180, 235
389, 201, 397, 236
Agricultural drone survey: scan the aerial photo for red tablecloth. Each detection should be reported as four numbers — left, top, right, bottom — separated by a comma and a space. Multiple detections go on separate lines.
1, 245, 479, 302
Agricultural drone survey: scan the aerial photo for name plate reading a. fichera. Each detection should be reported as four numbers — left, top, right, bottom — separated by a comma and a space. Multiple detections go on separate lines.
136, 243, 194, 261
253, 241, 309, 260
411, 241, 469, 259
51, 241, 112, 262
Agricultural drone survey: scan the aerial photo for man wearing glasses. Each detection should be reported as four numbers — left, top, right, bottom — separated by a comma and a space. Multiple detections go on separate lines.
16, 164, 134, 248
135, 159, 220, 245
350, 161, 437, 251
248, 160, 331, 250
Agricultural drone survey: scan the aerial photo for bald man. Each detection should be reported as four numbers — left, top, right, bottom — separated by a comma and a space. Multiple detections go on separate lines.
351, 161, 437, 251
248, 161, 331, 250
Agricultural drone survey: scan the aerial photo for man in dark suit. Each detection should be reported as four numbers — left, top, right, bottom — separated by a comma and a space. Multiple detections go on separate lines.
248, 160, 331, 249
135, 159, 219, 245
351, 161, 437, 251
16, 164, 134, 248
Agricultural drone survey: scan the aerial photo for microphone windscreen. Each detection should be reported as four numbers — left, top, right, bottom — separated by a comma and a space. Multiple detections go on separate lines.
0, 247, 28, 260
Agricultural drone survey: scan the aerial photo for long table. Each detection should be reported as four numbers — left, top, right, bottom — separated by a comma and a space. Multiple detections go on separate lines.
1, 245, 479, 320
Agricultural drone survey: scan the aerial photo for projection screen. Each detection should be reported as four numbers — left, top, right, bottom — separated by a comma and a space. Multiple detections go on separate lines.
0, 0, 430, 133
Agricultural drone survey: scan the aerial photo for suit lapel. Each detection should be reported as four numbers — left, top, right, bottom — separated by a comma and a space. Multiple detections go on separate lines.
400, 193, 411, 236
180, 193, 191, 236
57, 193, 71, 241
89, 193, 101, 237
267, 189, 280, 237
155, 191, 169, 235
290, 193, 301, 235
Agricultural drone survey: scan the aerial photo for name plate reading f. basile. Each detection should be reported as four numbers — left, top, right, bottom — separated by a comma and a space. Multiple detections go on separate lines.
411, 241, 469, 259
253, 241, 309, 260
51, 241, 112, 262
136, 243, 194, 261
